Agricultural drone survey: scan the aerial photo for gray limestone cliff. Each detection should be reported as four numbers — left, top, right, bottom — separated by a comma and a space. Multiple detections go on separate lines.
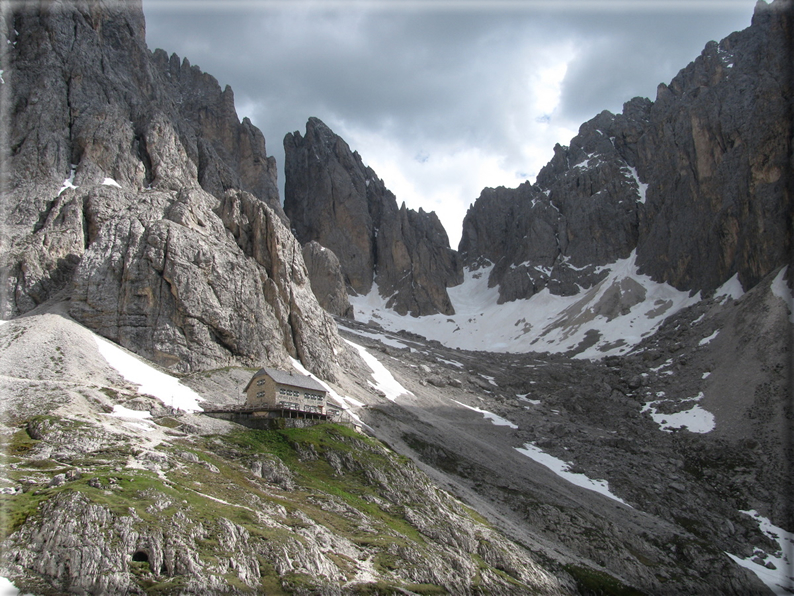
283, 118, 462, 316
302, 241, 355, 319
460, 0, 792, 303
0, 0, 340, 378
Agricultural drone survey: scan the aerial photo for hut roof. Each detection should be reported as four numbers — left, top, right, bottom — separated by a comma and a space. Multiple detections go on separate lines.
244, 367, 327, 393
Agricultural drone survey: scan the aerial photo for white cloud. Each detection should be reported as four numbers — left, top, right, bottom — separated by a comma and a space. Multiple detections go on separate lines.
330, 40, 579, 246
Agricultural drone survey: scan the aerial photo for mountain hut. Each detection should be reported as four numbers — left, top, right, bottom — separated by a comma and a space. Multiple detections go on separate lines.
244, 368, 328, 415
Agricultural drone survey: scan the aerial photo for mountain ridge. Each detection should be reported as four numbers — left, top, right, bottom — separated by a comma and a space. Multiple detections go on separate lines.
1, 0, 340, 379
282, 0, 790, 322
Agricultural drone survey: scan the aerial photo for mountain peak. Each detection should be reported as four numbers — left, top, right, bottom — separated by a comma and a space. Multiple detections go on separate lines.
284, 118, 462, 316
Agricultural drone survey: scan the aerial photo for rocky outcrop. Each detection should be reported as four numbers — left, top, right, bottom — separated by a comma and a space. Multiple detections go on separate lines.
284, 118, 462, 316
302, 241, 355, 319
460, 0, 792, 302
1, 0, 284, 312
2, 429, 572, 596
0, 0, 340, 378
149, 50, 283, 218
66, 185, 342, 377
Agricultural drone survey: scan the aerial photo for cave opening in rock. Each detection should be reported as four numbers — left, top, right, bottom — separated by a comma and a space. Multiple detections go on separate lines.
132, 550, 149, 563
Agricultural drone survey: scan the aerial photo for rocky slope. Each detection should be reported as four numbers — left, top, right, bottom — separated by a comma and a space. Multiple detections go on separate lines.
0, 309, 573, 596
1, 0, 339, 378
340, 266, 792, 595
284, 118, 462, 317
459, 0, 792, 303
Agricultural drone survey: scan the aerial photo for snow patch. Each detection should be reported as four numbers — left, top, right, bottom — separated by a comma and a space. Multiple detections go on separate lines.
624, 165, 648, 204
480, 375, 498, 387
101, 177, 122, 188
0, 577, 34, 596
57, 165, 78, 196
436, 357, 464, 368
94, 336, 203, 412
343, 340, 413, 401
650, 359, 673, 372
642, 392, 715, 433
515, 443, 630, 506
451, 399, 517, 429
110, 405, 153, 420
698, 330, 720, 346
518, 395, 542, 405
726, 510, 794, 595
571, 152, 599, 171
716, 273, 744, 301
770, 267, 793, 323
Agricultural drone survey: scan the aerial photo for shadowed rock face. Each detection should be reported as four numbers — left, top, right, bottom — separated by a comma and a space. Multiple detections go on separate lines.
283, 118, 462, 316
302, 241, 355, 319
632, 2, 792, 292
1, 0, 340, 378
460, 0, 792, 303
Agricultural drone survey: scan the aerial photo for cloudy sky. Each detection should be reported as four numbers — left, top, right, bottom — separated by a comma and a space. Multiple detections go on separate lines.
143, 0, 756, 246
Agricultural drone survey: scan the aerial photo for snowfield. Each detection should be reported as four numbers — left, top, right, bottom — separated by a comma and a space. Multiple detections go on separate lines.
343, 339, 414, 401
94, 335, 203, 412
350, 251, 701, 359
451, 399, 518, 429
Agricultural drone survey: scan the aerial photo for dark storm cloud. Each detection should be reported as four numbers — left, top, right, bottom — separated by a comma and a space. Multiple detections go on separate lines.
555, 9, 758, 123
146, 6, 548, 156
142, 0, 757, 242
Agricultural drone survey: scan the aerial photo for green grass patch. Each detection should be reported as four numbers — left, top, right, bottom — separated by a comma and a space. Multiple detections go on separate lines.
4, 428, 39, 456
564, 564, 647, 596
217, 424, 436, 550
405, 584, 448, 595
0, 488, 52, 538
257, 557, 289, 595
